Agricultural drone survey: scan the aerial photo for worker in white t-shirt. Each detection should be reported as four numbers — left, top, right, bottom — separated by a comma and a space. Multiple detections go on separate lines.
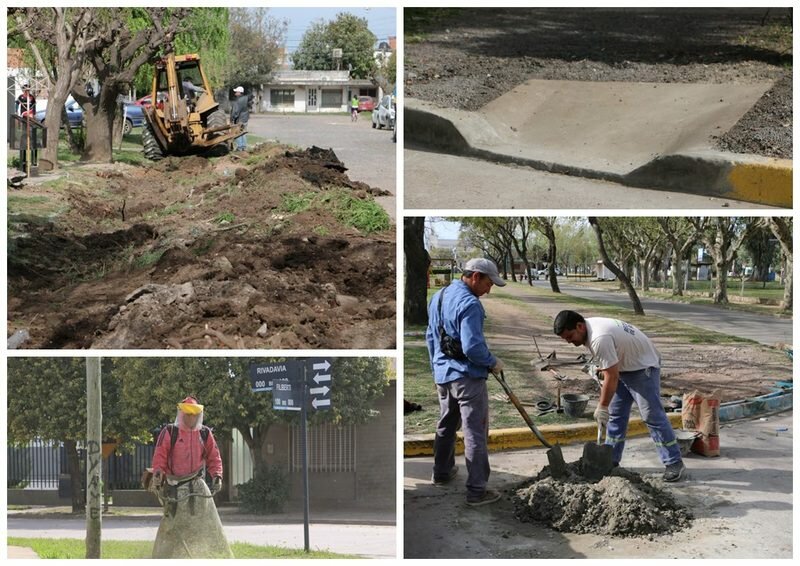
553, 310, 685, 482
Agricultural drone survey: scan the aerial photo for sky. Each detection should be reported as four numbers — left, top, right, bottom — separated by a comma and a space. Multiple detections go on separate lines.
268, 7, 397, 53
429, 218, 460, 241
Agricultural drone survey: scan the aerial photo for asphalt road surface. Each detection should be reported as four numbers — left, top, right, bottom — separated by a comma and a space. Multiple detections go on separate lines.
523, 279, 791, 346
247, 113, 397, 220
404, 148, 777, 210
8, 516, 396, 559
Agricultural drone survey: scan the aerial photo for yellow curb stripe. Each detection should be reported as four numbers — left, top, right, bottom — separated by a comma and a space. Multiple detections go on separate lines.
404, 414, 684, 457
727, 160, 792, 208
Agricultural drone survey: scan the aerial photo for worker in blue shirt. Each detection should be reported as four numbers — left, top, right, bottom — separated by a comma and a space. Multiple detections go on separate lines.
426, 257, 506, 506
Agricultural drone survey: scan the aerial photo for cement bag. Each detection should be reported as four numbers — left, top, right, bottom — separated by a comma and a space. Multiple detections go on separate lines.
152, 476, 234, 558
681, 390, 720, 457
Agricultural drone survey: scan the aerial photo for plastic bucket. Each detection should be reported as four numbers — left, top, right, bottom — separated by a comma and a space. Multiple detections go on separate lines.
675, 429, 701, 456
561, 393, 589, 418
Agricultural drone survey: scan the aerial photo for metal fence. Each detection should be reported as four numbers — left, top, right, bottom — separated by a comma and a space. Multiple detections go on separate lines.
8, 440, 155, 491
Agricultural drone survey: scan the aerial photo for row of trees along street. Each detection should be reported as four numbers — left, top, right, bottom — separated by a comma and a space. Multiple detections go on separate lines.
9, 7, 394, 167
404, 217, 792, 324
7, 357, 391, 513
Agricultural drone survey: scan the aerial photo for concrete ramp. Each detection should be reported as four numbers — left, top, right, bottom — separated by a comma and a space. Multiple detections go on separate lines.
478, 79, 772, 175
405, 79, 792, 207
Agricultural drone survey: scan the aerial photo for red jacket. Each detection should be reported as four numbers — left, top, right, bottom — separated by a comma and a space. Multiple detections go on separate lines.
151, 426, 223, 479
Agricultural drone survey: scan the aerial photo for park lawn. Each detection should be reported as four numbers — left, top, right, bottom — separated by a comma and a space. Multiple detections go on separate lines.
563, 277, 787, 316
404, 284, 757, 436
404, 344, 586, 436
488, 286, 755, 345
8, 537, 359, 559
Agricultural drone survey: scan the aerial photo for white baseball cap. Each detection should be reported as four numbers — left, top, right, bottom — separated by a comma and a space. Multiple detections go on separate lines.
464, 258, 506, 286
234, 86, 244, 93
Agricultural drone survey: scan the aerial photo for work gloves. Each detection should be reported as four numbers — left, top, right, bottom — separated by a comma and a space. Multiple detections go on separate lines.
212, 476, 223, 494
490, 357, 505, 375
593, 405, 610, 427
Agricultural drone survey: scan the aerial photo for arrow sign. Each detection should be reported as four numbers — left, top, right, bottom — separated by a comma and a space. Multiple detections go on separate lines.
306, 358, 333, 411
312, 372, 331, 385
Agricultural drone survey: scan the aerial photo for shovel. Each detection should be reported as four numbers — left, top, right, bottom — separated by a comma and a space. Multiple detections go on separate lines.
493, 370, 568, 479
581, 421, 615, 480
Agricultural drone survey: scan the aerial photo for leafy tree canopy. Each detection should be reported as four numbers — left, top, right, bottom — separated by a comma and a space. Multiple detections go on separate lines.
292, 13, 377, 79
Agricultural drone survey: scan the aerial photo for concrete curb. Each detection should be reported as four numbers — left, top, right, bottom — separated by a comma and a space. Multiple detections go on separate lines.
404, 388, 792, 457
405, 98, 792, 208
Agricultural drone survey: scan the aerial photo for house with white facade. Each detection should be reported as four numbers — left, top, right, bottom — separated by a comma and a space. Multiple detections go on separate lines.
261, 70, 375, 113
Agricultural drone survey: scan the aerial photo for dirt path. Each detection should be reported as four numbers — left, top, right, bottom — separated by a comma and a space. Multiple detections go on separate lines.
406, 8, 792, 158
8, 145, 395, 349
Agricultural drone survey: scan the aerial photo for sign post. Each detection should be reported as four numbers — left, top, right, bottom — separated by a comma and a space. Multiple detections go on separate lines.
301, 361, 310, 552
85, 357, 102, 559
249, 358, 334, 554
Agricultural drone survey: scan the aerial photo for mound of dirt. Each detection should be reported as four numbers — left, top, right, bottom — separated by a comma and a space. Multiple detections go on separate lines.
8, 143, 395, 349
514, 461, 693, 537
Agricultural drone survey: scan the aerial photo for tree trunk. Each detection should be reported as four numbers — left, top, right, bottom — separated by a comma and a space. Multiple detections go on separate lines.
713, 256, 729, 303
547, 236, 560, 293
42, 83, 73, 166
64, 439, 85, 514
81, 89, 118, 162
670, 248, 684, 296
589, 217, 644, 315
768, 217, 793, 312
404, 217, 430, 326
781, 257, 792, 311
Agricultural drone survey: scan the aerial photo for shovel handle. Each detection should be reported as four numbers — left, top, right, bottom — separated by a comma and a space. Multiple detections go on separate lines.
493, 370, 553, 449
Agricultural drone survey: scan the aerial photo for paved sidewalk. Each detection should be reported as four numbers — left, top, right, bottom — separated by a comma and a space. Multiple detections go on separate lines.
8, 546, 40, 559
404, 412, 792, 559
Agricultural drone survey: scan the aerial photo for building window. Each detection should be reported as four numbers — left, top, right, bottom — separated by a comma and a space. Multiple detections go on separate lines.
307, 88, 317, 107
270, 89, 295, 107
320, 89, 342, 109
288, 423, 356, 472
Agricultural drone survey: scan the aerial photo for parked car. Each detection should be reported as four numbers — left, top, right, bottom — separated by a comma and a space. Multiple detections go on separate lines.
357, 95, 375, 112
35, 96, 83, 128
134, 92, 168, 109
371, 95, 395, 130
35, 96, 146, 134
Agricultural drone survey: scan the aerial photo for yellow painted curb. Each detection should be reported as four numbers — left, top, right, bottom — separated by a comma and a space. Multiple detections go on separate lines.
404, 413, 684, 457
727, 160, 792, 208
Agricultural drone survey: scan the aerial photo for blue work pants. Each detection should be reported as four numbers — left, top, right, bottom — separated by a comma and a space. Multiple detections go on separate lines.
606, 367, 682, 466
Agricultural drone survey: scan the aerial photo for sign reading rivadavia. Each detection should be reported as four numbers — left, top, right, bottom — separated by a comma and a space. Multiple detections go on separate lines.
249, 360, 300, 392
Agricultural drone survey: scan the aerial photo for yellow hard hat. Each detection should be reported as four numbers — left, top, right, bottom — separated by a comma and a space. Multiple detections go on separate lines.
177, 396, 204, 415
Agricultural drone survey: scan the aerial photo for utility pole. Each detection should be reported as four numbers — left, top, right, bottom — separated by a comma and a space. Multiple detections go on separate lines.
85, 357, 102, 559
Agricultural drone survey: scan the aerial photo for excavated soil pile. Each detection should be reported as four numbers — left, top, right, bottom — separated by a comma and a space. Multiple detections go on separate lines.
514, 461, 693, 537
8, 144, 395, 349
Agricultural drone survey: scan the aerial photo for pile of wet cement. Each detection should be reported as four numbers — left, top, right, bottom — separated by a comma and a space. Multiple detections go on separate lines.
514, 460, 692, 537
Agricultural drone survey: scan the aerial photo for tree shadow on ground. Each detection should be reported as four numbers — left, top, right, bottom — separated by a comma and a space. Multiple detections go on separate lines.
407, 8, 792, 67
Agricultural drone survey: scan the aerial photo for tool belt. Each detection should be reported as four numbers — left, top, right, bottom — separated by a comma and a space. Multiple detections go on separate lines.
159, 469, 206, 518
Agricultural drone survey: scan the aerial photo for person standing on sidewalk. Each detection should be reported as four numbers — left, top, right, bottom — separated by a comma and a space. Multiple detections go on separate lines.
426, 258, 506, 506
553, 310, 685, 482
